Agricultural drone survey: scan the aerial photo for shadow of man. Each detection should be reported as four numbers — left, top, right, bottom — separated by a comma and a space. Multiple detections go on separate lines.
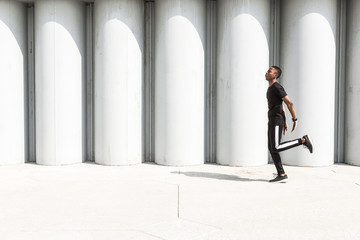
171, 171, 268, 182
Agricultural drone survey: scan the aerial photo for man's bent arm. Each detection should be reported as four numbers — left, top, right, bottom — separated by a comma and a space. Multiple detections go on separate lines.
282, 95, 297, 132
282, 104, 288, 135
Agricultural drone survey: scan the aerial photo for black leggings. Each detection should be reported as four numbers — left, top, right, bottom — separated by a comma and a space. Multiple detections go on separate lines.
268, 125, 302, 175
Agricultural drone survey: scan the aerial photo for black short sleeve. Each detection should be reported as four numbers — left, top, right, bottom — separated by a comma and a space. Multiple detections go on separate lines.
275, 83, 287, 99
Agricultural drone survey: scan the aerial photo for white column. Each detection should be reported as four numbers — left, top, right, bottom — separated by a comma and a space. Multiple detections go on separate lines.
94, 0, 144, 166
345, 0, 360, 166
0, 1, 26, 165
216, 0, 270, 166
155, 0, 206, 166
35, 0, 85, 165
280, 0, 337, 166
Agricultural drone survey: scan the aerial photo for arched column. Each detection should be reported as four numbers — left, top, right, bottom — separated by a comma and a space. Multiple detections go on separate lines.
0, 1, 26, 164
94, 0, 144, 166
216, 0, 270, 166
35, 0, 86, 165
345, 0, 360, 166
280, 0, 337, 166
154, 0, 206, 166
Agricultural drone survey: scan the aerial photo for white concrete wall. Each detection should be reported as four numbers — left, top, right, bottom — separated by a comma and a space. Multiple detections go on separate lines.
0, 0, 356, 167
280, 0, 337, 166
35, 0, 85, 165
216, 0, 270, 166
154, 0, 206, 166
0, 1, 26, 164
345, 0, 360, 166
94, 0, 144, 166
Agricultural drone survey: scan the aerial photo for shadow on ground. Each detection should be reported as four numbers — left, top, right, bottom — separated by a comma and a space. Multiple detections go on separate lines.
171, 171, 268, 182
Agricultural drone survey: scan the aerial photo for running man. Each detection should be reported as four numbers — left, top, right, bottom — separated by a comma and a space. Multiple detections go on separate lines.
265, 66, 313, 182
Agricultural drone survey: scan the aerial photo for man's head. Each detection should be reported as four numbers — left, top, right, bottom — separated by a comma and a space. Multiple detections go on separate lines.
265, 66, 282, 81
271, 66, 282, 79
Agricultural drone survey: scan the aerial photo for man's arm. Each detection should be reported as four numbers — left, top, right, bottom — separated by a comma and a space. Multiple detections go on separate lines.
282, 95, 297, 133
282, 105, 288, 135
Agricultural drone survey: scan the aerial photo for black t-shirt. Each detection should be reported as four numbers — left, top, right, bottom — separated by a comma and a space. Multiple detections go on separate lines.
267, 82, 287, 126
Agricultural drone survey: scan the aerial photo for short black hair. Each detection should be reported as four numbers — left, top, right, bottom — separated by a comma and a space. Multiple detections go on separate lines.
271, 66, 282, 79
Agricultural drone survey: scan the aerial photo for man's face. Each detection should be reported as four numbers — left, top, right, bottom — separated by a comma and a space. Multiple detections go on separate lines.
265, 67, 277, 81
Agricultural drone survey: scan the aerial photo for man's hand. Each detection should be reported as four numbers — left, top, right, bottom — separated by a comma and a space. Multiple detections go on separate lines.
283, 123, 288, 136
291, 121, 297, 133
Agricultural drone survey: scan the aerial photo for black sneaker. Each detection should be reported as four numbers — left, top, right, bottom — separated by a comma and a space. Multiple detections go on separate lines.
269, 175, 288, 183
303, 135, 313, 153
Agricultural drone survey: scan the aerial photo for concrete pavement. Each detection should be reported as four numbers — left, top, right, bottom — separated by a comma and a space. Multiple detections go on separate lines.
0, 162, 360, 240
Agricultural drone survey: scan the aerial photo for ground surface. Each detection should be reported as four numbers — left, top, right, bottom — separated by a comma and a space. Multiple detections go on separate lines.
1, 163, 359, 240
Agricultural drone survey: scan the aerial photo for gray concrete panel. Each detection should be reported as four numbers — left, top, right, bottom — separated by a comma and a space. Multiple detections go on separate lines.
154, 0, 206, 166
94, 0, 144, 165
35, 0, 86, 165
345, 0, 360, 166
0, 1, 27, 164
216, 0, 270, 166
280, 0, 337, 166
